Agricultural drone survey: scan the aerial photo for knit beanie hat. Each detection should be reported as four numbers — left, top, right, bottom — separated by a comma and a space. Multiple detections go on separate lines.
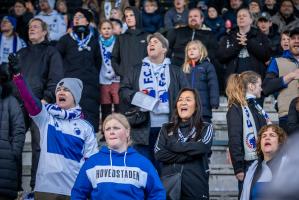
56, 78, 83, 105
2, 16, 17, 29
74, 8, 93, 23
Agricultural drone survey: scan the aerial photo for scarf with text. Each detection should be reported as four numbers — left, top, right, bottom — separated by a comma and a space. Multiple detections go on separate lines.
139, 57, 170, 114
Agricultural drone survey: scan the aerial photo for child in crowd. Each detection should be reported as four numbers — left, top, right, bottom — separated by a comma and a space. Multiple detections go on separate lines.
182, 40, 219, 123
110, 18, 123, 35
99, 20, 120, 127
110, 7, 127, 33
205, 5, 225, 40
280, 30, 290, 52
141, 0, 163, 33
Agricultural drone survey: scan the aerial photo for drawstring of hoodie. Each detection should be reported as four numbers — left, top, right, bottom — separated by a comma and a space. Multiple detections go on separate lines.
124, 151, 127, 167
109, 148, 128, 167
109, 149, 113, 167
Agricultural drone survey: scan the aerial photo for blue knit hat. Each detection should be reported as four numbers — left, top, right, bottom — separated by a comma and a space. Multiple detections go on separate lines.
2, 16, 17, 29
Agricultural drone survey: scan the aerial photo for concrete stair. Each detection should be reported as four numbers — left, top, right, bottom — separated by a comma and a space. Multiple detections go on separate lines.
21, 96, 278, 199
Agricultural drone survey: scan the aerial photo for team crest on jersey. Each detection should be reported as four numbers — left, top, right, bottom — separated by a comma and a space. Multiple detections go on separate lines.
246, 133, 256, 149
74, 127, 81, 135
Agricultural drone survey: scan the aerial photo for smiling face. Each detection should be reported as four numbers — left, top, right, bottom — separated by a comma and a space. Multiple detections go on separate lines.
100, 21, 113, 39
104, 119, 129, 153
147, 37, 167, 59
55, 86, 76, 110
289, 34, 299, 57
261, 128, 279, 159
177, 90, 196, 122
28, 20, 47, 44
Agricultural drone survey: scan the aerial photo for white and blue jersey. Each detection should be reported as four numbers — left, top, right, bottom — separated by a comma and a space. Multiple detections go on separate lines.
71, 146, 166, 200
32, 105, 98, 196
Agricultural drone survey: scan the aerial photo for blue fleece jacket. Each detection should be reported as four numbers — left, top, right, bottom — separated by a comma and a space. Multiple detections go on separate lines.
71, 146, 166, 200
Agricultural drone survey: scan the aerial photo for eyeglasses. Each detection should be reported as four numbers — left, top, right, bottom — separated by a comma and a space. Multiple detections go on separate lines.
74, 15, 86, 20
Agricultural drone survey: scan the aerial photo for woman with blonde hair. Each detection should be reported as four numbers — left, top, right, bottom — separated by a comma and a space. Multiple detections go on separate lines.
182, 40, 219, 122
71, 113, 166, 199
226, 70, 271, 196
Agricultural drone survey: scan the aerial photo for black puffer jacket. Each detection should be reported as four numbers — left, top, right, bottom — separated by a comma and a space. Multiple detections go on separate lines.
217, 27, 271, 80
226, 99, 267, 175
0, 82, 25, 199
112, 7, 148, 78
186, 59, 219, 119
119, 63, 189, 145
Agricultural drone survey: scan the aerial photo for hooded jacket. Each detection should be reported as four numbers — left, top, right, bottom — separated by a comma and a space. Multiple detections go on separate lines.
111, 7, 149, 78
0, 79, 25, 199
71, 146, 166, 200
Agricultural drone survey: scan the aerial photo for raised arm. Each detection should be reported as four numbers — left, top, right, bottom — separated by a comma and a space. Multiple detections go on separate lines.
9, 54, 42, 116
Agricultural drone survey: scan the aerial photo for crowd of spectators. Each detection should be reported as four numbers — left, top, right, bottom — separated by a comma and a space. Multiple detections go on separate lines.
0, 0, 299, 199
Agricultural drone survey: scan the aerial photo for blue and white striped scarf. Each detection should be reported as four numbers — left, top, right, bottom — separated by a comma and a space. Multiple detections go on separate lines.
45, 104, 82, 120
70, 30, 93, 51
139, 57, 170, 114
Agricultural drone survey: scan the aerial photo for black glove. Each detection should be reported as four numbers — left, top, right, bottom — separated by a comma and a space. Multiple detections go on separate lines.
8, 53, 21, 75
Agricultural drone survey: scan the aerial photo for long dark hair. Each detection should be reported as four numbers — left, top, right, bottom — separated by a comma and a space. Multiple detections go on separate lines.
169, 88, 204, 139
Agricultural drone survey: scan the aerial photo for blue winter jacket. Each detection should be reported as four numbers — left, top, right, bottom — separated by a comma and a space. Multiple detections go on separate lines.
71, 146, 166, 200
186, 59, 219, 119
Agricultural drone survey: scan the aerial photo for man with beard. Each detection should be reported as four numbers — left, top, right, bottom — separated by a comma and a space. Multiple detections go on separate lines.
167, 8, 217, 67
272, 0, 299, 33
263, 28, 299, 133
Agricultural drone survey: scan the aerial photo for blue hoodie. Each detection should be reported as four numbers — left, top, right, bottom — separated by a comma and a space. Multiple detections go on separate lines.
71, 146, 166, 200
